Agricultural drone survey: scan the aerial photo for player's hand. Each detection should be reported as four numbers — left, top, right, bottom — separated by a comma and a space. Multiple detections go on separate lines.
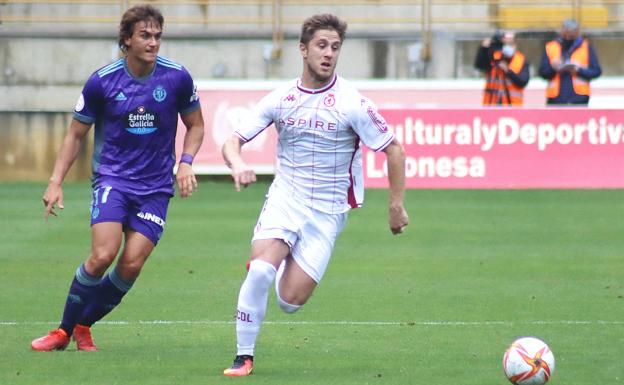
496, 60, 509, 72
43, 182, 64, 220
176, 162, 198, 198
389, 204, 409, 235
232, 165, 257, 192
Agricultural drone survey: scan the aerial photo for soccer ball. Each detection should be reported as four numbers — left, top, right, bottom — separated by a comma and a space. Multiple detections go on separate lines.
503, 336, 555, 385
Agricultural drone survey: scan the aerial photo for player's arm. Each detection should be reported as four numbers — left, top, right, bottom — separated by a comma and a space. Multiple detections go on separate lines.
43, 118, 92, 220
350, 94, 409, 234
221, 88, 278, 191
383, 138, 409, 235
222, 134, 257, 192
177, 108, 205, 198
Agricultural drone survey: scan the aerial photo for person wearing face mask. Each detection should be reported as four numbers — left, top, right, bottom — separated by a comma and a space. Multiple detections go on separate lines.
539, 19, 602, 105
474, 31, 530, 106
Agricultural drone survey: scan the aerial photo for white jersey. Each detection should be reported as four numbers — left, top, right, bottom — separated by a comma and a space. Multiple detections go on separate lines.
235, 75, 395, 214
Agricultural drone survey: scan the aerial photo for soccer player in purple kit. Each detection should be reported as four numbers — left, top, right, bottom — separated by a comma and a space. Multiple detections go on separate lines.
31, 4, 204, 351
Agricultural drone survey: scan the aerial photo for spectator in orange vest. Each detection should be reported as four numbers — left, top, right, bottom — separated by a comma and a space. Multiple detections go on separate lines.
539, 19, 602, 105
475, 31, 530, 106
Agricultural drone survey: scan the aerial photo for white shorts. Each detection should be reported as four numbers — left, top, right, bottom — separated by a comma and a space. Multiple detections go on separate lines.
252, 185, 348, 283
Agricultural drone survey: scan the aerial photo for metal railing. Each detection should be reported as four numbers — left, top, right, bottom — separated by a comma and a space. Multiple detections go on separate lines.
1, 0, 622, 61
1, 0, 622, 27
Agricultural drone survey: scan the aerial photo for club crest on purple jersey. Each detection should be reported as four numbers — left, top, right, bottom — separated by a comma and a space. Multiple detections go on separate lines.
153, 85, 167, 102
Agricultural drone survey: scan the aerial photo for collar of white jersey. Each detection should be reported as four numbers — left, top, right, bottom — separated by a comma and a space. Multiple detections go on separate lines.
296, 75, 337, 94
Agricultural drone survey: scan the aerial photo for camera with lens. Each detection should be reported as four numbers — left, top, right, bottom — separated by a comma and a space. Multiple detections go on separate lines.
489, 32, 504, 62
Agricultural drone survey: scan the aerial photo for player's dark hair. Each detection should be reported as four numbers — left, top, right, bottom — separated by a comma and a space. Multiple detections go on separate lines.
118, 4, 164, 53
300, 14, 347, 45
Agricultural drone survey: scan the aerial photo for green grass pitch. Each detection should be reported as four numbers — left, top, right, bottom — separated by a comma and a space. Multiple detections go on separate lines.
0, 181, 622, 385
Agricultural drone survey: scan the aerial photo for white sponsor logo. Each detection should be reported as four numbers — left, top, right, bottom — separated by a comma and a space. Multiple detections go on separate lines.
366, 152, 486, 179
75, 94, 85, 112
137, 211, 165, 227
128, 112, 156, 128
390, 116, 624, 151
367, 106, 388, 133
190, 84, 199, 102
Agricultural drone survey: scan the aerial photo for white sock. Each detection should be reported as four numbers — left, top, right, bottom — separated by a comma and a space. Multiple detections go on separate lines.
277, 294, 302, 314
235, 259, 276, 356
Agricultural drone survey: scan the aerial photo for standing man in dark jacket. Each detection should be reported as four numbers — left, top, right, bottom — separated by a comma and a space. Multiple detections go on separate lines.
539, 19, 602, 105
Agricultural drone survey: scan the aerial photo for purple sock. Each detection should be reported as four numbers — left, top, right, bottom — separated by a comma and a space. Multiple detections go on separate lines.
59, 263, 101, 335
79, 267, 133, 327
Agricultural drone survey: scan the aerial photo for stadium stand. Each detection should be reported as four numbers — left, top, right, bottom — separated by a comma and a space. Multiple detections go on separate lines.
0, 1, 623, 180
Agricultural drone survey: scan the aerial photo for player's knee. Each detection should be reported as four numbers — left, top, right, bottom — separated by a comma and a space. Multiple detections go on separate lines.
116, 259, 145, 281
278, 295, 302, 314
275, 276, 312, 313
87, 250, 117, 274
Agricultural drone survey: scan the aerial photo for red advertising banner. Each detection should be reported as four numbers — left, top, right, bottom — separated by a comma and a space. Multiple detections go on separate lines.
177, 84, 624, 189
367, 109, 624, 189
176, 88, 278, 175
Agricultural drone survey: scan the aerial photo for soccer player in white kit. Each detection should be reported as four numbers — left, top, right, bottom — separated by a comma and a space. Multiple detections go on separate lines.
221, 13, 409, 376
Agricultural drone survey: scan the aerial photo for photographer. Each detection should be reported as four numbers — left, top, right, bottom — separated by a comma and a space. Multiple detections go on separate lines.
475, 31, 530, 106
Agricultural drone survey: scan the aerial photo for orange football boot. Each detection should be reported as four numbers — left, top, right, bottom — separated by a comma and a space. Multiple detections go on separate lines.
73, 324, 98, 351
223, 355, 254, 377
31, 329, 70, 351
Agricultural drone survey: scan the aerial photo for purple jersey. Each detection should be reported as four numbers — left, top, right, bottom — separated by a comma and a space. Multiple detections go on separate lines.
74, 56, 200, 196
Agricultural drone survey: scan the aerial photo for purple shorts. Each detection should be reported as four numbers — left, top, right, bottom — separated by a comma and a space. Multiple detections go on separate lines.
89, 185, 170, 245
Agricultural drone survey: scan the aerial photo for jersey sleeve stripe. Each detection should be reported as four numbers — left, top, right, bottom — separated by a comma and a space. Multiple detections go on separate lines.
97, 62, 124, 78
237, 121, 273, 143
73, 112, 95, 124
371, 134, 395, 152
180, 103, 201, 116
156, 56, 181, 66
156, 61, 182, 70
234, 131, 250, 142
156, 56, 182, 70
97, 59, 124, 76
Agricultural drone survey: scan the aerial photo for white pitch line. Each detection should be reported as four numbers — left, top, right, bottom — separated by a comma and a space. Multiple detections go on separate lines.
1, 320, 624, 326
